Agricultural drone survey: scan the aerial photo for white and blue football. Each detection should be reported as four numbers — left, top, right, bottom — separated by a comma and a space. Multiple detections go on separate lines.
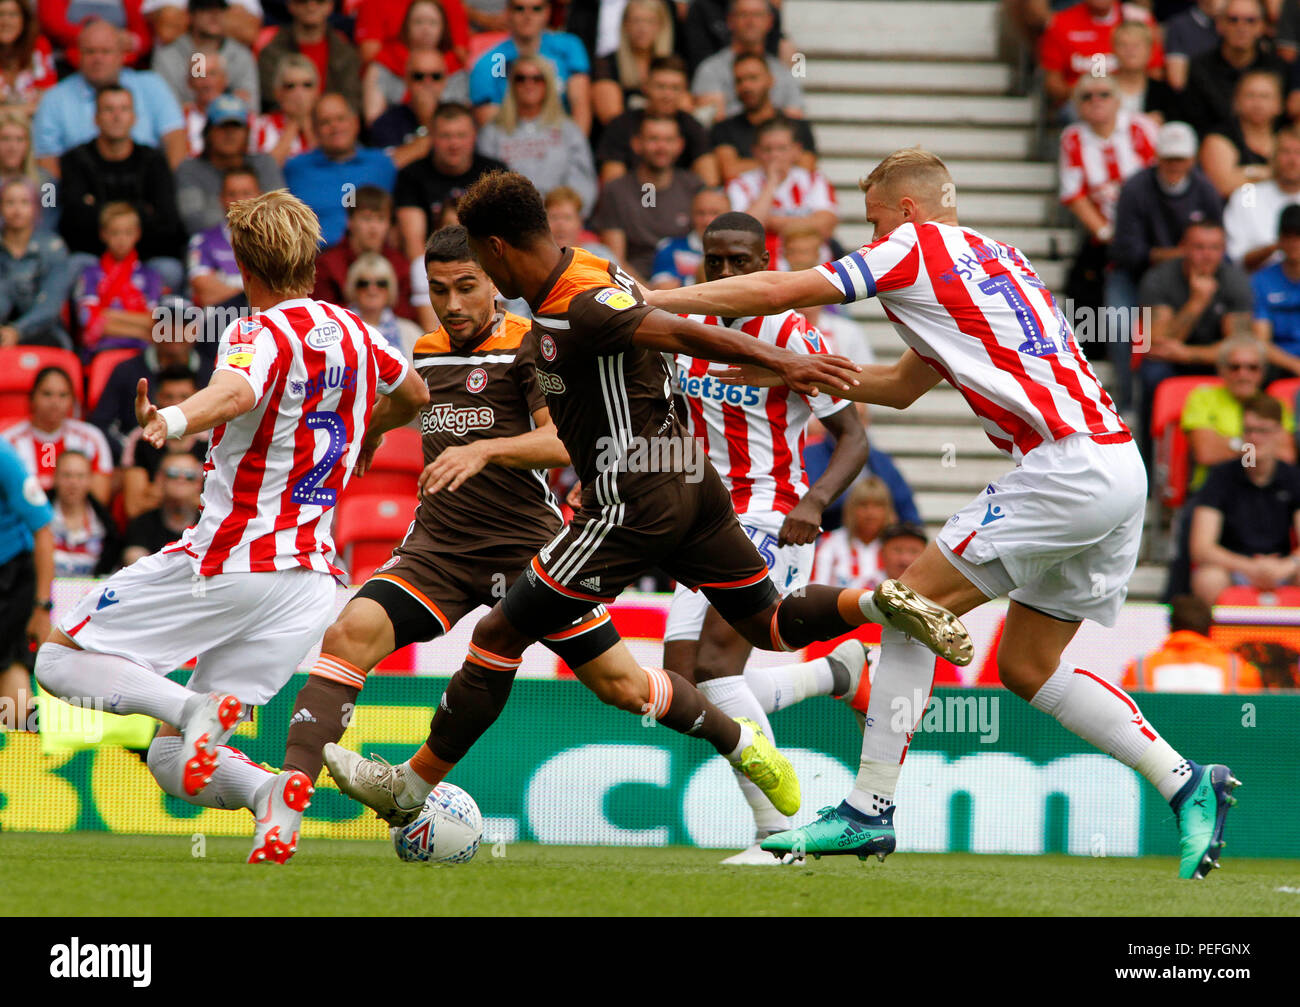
390, 783, 483, 864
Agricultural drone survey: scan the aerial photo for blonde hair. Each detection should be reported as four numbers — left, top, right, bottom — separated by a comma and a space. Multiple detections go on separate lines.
859, 147, 954, 213
0, 107, 36, 182
499, 54, 564, 132
345, 252, 398, 304
616, 0, 673, 92
273, 53, 320, 92
98, 201, 139, 229
1111, 19, 1152, 46
844, 476, 896, 532
227, 189, 320, 297
544, 184, 584, 213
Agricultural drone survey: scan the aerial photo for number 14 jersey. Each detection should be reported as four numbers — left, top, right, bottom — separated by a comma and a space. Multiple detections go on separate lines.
817, 220, 1127, 463
172, 298, 409, 576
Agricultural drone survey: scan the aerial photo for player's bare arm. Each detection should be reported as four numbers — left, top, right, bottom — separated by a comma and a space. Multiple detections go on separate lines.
716, 346, 942, 408
420, 407, 570, 496
779, 405, 869, 547
136, 372, 255, 449
645, 267, 843, 319
631, 306, 861, 395
355, 368, 432, 476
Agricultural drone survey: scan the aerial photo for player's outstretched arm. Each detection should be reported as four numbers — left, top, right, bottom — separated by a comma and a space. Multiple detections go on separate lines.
419, 407, 570, 496
631, 307, 860, 396
714, 347, 941, 408
644, 267, 842, 318
136, 373, 255, 448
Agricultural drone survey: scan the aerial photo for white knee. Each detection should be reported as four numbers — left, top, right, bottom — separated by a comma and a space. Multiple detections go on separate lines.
146, 735, 187, 798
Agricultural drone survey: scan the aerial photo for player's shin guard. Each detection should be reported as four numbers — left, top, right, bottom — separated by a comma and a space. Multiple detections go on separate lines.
1029, 663, 1192, 799
644, 666, 742, 755
35, 642, 194, 726
282, 656, 366, 781
846, 628, 936, 817
770, 586, 864, 650
147, 735, 272, 810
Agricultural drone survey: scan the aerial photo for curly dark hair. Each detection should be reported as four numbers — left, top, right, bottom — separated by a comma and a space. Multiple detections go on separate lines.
456, 171, 550, 248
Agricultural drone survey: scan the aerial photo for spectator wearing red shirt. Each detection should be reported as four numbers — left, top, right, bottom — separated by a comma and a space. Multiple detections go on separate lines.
39, 0, 152, 67
2, 365, 113, 503
251, 53, 319, 166
0, 0, 55, 116
312, 184, 415, 319
355, 0, 468, 77
1039, 0, 1163, 109
257, 0, 361, 115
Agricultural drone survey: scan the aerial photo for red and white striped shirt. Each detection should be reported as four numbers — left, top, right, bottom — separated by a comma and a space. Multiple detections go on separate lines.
170, 299, 409, 576
727, 166, 838, 223
817, 221, 1128, 463
676, 310, 849, 516
2, 418, 113, 491
1058, 110, 1157, 224
810, 527, 883, 590
250, 112, 312, 160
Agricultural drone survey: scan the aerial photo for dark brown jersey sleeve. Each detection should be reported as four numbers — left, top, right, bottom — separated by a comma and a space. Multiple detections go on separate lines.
563, 285, 656, 357
512, 337, 548, 416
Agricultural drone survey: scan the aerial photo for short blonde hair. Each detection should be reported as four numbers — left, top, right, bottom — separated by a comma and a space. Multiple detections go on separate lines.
99, 201, 139, 230
345, 252, 398, 304
273, 53, 320, 92
227, 189, 320, 297
845, 475, 896, 528
859, 147, 954, 212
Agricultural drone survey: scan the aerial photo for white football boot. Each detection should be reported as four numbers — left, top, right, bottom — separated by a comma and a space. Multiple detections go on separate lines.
248, 770, 315, 865
323, 743, 423, 827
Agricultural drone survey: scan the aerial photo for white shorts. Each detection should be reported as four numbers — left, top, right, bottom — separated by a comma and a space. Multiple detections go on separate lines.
59, 549, 337, 707
664, 511, 814, 643
936, 434, 1147, 627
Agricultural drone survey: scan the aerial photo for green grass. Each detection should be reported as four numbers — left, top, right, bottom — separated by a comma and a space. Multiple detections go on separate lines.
4, 833, 1299, 915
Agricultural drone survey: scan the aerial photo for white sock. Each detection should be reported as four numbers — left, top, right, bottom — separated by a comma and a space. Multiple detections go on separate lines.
726, 719, 755, 762
744, 657, 836, 714
146, 736, 272, 811
396, 764, 435, 809
858, 592, 886, 624
1029, 664, 1188, 799
699, 676, 790, 835
845, 627, 935, 816
36, 642, 195, 726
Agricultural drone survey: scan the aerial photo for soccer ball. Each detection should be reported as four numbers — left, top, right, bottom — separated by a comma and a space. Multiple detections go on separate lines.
390, 783, 483, 864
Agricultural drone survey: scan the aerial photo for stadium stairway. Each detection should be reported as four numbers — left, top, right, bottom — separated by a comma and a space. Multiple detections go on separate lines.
786, 0, 1165, 600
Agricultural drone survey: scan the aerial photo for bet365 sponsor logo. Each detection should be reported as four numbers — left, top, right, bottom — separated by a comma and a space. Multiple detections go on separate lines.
421, 403, 495, 437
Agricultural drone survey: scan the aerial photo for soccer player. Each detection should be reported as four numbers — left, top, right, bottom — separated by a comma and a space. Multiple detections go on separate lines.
662, 211, 872, 864
33, 190, 431, 865
324, 171, 973, 829
287, 226, 811, 848
646, 148, 1240, 879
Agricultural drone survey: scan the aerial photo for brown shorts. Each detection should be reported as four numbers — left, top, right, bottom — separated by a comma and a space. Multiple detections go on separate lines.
354, 539, 619, 669
503, 465, 778, 640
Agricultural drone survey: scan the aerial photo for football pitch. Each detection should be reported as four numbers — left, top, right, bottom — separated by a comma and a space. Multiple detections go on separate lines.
6, 833, 1299, 916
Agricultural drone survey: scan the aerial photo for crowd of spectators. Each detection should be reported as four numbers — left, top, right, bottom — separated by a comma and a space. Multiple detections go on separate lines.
1026, 0, 1300, 608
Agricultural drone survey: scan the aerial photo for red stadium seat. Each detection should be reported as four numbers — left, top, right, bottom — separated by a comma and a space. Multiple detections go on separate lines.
1216, 586, 1300, 606
334, 493, 417, 583
468, 31, 508, 62
1266, 378, 1300, 414
86, 348, 141, 412
0, 347, 84, 423
1151, 376, 1221, 509
340, 425, 422, 502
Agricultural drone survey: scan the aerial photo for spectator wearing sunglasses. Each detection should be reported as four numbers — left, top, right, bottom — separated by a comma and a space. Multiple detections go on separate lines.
1181, 336, 1295, 492
346, 252, 420, 358
257, 0, 362, 116
121, 448, 205, 566
367, 49, 470, 167
359, 0, 470, 124
251, 55, 320, 166
469, 0, 591, 135
476, 54, 597, 214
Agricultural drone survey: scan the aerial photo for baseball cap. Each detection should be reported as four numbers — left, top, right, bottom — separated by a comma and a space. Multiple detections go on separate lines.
1155, 121, 1197, 160
206, 94, 249, 128
1279, 205, 1300, 236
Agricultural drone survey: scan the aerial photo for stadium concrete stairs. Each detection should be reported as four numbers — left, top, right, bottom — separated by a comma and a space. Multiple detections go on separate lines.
789, 0, 1164, 600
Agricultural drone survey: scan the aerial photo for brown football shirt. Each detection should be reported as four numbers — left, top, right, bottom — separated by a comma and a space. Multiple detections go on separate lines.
529, 247, 693, 507
410, 311, 563, 558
